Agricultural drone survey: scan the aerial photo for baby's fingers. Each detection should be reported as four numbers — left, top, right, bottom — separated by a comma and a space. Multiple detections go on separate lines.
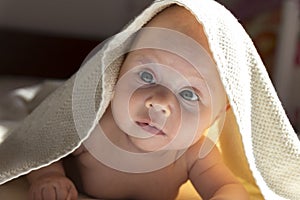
42, 186, 57, 200
28, 175, 78, 200
42, 185, 77, 200
28, 189, 42, 200
60, 185, 78, 200
28, 185, 46, 200
66, 187, 78, 200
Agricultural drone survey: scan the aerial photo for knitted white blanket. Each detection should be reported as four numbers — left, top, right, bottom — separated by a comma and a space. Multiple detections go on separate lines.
0, 0, 299, 199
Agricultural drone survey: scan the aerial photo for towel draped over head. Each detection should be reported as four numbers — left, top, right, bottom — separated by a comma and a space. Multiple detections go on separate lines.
0, 0, 299, 199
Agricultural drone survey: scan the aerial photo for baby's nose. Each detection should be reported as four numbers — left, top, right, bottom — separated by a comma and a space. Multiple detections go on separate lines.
145, 101, 171, 117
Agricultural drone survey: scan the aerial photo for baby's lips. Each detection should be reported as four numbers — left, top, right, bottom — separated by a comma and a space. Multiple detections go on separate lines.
136, 121, 166, 136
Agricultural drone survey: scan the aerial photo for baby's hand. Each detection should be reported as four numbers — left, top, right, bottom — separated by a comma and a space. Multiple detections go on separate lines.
28, 173, 78, 200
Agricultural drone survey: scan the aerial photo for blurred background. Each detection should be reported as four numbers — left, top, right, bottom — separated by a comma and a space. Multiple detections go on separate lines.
0, 0, 299, 133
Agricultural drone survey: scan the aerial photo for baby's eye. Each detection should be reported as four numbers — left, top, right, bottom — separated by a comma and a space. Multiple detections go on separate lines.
139, 71, 155, 84
179, 89, 199, 101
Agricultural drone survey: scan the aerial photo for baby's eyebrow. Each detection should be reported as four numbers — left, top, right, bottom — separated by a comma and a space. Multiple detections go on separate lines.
187, 76, 209, 98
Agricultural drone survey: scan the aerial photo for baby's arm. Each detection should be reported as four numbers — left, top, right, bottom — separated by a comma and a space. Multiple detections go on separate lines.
26, 160, 78, 200
188, 139, 249, 200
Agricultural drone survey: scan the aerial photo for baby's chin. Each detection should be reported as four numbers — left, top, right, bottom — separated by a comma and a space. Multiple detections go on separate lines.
126, 134, 172, 152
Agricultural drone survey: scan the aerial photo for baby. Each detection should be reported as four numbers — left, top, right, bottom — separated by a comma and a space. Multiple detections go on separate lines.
26, 5, 249, 200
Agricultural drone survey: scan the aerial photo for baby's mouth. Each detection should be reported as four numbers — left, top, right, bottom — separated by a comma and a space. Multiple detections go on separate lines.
136, 121, 166, 136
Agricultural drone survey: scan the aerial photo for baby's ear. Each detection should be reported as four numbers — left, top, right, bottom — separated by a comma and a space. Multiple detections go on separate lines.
226, 103, 231, 111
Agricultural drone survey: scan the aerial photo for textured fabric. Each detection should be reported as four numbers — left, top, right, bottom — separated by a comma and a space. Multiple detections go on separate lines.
0, 0, 299, 199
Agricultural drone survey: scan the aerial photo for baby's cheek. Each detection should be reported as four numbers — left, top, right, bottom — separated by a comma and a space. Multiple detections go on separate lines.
186, 109, 210, 136
169, 111, 200, 146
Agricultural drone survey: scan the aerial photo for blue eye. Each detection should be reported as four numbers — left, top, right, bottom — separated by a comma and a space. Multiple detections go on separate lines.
179, 89, 199, 101
139, 71, 155, 84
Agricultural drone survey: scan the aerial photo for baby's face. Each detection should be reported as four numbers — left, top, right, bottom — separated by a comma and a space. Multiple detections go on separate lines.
110, 6, 226, 152
111, 47, 226, 152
